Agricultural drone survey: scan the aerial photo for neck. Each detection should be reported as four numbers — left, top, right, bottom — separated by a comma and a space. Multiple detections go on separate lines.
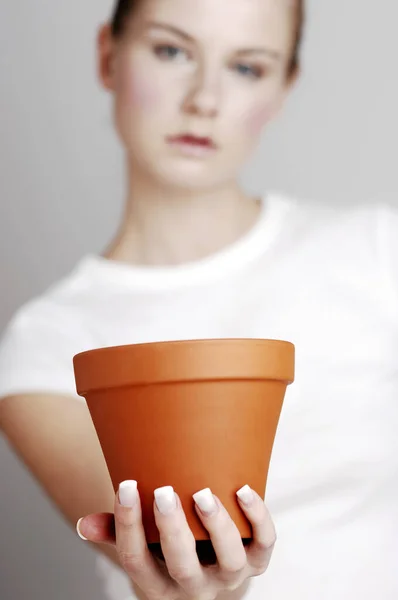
104, 160, 261, 267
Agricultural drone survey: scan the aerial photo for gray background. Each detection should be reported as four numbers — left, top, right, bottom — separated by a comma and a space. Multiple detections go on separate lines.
1, 1, 397, 598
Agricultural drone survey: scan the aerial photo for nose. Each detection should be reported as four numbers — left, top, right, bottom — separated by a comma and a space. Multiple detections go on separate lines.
183, 65, 221, 119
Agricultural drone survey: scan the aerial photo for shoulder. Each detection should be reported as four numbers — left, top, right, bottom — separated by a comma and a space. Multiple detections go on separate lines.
273, 191, 398, 251
2, 258, 93, 340
0, 257, 97, 399
265, 193, 398, 295
275, 190, 397, 226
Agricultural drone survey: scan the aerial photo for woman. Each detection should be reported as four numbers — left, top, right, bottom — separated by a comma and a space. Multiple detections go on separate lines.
1, 0, 397, 599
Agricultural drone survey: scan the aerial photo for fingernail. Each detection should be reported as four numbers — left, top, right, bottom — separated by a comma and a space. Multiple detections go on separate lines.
119, 480, 138, 507
76, 517, 88, 541
154, 486, 177, 515
193, 488, 218, 516
236, 484, 254, 506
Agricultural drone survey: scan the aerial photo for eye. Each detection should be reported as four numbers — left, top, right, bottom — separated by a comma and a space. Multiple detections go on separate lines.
234, 63, 263, 80
153, 44, 188, 61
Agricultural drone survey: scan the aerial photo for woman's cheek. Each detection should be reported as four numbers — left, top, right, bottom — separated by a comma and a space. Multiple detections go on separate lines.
119, 61, 160, 110
245, 102, 276, 135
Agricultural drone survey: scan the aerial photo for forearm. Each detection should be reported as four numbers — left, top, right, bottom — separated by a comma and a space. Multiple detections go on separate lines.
0, 394, 123, 570
1, 394, 254, 596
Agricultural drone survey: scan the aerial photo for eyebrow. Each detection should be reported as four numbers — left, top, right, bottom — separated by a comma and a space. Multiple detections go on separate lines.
144, 21, 283, 61
236, 48, 282, 61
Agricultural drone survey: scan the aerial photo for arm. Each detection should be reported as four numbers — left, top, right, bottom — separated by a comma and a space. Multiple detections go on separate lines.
0, 393, 120, 567
0, 394, 255, 599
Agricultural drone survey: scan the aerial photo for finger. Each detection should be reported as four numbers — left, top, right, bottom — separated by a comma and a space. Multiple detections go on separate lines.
154, 486, 208, 597
236, 485, 276, 575
77, 512, 115, 544
115, 480, 175, 599
193, 488, 247, 590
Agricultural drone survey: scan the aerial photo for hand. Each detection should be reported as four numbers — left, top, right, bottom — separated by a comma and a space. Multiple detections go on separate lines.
77, 482, 276, 600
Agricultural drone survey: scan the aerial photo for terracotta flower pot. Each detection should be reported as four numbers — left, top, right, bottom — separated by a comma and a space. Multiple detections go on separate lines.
73, 339, 294, 556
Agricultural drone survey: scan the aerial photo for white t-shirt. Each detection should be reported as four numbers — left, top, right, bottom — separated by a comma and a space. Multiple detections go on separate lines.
1, 192, 398, 600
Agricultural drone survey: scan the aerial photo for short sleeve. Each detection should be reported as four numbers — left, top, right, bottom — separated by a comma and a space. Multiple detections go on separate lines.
0, 299, 87, 401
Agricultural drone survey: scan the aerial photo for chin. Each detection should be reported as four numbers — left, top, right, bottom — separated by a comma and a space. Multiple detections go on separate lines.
150, 159, 227, 191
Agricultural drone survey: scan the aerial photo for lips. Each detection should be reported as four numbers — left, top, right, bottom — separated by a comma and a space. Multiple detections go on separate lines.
167, 134, 216, 149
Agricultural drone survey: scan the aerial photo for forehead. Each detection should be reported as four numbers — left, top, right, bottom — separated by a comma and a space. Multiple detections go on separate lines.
134, 0, 294, 52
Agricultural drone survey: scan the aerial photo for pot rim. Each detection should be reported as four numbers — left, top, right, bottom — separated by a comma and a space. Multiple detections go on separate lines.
73, 338, 295, 395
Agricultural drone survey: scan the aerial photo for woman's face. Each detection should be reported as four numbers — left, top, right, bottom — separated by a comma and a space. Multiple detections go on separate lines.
99, 0, 297, 189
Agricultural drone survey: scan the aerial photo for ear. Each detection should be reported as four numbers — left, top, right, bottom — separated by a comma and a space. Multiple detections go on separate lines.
97, 23, 117, 92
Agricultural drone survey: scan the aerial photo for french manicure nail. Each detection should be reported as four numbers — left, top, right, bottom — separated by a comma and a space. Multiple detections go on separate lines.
236, 484, 254, 506
193, 488, 217, 516
155, 486, 177, 515
119, 480, 138, 507
76, 517, 88, 541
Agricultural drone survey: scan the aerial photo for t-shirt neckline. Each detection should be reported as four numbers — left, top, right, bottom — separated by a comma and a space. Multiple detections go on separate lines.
79, 192, 294, 290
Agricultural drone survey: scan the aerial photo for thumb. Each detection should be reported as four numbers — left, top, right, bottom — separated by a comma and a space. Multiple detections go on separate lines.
76, 512, 116, 545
